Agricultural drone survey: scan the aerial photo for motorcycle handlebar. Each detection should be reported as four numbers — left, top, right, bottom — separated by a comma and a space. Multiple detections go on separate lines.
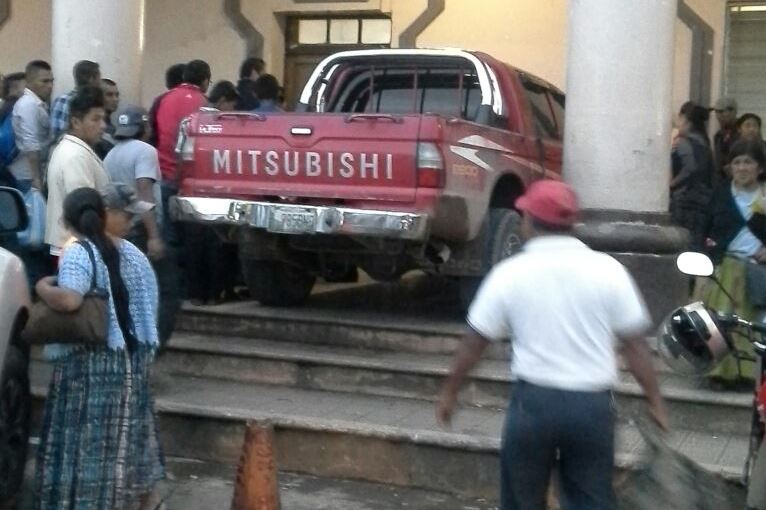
715, 311, 766, 334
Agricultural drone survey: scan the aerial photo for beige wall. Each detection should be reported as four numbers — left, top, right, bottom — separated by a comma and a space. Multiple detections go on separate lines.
0, 0, 51, 76
141, 0, 243, 105
417, 0, 567, 88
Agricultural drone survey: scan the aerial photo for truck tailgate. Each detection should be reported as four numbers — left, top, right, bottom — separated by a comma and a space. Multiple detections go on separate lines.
188, 112, 422, 203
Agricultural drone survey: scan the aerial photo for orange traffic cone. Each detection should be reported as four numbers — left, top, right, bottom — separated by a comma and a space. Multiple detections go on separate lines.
231, 420, 281, 510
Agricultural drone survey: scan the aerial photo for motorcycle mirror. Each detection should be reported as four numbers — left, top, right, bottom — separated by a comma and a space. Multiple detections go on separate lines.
676, 252, 714, 277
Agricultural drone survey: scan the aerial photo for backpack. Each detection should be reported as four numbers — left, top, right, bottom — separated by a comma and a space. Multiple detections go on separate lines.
0, 110, 18, 167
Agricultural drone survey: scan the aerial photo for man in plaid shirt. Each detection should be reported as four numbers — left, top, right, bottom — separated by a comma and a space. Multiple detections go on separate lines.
50, 60, 101, 142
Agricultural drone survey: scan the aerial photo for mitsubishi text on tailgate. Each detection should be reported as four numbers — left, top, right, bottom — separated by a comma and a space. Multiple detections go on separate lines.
171, 48, 564, 306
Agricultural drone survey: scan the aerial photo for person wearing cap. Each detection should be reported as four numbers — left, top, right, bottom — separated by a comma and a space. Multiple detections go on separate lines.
104, 104, 164, 259
104, 104, 181, 348
102, 182, 155, 238
713, 96, 739, 179
436, 180, 667, 510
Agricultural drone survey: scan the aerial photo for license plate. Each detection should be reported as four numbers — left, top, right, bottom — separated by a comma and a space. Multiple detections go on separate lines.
268, 207, 316, 234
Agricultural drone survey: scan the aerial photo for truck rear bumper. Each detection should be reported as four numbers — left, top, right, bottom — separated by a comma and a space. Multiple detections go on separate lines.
170, 196, 429, 241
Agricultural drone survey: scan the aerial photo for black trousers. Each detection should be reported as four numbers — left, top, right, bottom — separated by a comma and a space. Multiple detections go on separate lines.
183, 222, 228, 302
500, 381, 616, 510
670, 201, 708, 252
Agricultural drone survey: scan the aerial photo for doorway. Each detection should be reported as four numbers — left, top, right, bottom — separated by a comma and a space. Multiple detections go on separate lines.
284, 15, 392, 109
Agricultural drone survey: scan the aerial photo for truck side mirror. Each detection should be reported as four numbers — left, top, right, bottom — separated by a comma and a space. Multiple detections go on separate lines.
0, 186, 28, 234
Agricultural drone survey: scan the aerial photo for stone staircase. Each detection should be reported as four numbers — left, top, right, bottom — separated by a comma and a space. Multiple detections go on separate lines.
28, 276, 752, 505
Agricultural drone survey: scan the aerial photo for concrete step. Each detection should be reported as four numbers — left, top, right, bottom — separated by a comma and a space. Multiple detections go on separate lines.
155, 332, 754, 436
175, 301, 491, 357
176, 299, 688, 363
29, 363, 750, 500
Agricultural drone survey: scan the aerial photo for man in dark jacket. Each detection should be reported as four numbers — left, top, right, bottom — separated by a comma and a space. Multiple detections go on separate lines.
713, 96, 739, 180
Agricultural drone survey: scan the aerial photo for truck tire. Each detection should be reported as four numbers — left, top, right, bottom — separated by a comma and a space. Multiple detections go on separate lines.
242, 260, 316, 307
458, 208, 522, 309
0, 343, 30, 504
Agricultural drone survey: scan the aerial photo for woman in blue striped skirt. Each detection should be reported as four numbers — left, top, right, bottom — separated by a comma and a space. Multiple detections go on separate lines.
33, 186, 165, 509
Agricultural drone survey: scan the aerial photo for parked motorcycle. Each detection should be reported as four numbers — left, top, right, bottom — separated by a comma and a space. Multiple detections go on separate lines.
659, 251, 766, 486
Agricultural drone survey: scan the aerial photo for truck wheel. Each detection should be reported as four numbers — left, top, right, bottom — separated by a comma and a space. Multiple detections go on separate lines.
0, 344, 30, 504
242, 260, 316, 307
458, 208, 522, 309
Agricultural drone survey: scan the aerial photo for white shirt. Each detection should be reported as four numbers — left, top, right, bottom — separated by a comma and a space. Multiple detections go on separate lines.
9, 88, 50, 180
104, 139, 163, 222
45, 135, 110, 252
467, 236, 651, 391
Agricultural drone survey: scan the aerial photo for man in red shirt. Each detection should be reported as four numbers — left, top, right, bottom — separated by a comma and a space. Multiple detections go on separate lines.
155, 59, 210, 244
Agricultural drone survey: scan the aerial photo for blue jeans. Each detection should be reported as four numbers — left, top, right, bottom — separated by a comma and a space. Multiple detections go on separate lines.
500, 381, 616, 510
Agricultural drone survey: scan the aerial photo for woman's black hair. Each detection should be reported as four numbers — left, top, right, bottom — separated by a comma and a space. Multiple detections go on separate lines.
63, 187, 137, 351
679, 101, 710, 142
728, 139, 766, 169
254, 74, 280, 102
736, 113, 762, 130
207, 80, 239, 104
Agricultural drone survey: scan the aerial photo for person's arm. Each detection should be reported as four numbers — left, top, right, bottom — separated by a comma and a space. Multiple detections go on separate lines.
13, 101, 44, 189
609, 265, 669, 431
25, 151, 41, 190
135, 177, 164, 260
436, 267, 509, 427
436, 329, 489, 426
620, 335, 669, 431
134, 144, 165, 259
35, 276, 84, 312
38, 243, 95, 312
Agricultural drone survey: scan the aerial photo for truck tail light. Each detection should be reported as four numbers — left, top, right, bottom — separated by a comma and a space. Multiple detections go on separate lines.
175, 117, 195, 162
417, 142, 445, 188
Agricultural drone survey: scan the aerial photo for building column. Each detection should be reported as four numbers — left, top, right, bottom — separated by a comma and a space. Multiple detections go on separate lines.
563, 0, 688, 322
51, 0, 145, 104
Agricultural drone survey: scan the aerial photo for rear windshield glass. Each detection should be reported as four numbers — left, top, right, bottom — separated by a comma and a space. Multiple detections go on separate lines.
326, 66, 482, 121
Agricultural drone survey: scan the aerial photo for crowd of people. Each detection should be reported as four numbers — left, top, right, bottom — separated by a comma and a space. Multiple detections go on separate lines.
0, 55, 284, 509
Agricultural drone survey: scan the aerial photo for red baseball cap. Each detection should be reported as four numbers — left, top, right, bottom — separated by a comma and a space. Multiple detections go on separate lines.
515, 180, 579, 226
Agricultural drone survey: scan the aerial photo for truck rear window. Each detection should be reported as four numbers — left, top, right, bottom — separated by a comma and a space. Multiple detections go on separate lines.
327, 67, 482, 121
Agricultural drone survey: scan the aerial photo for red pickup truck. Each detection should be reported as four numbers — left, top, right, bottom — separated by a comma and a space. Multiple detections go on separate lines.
171, 49, 564, 306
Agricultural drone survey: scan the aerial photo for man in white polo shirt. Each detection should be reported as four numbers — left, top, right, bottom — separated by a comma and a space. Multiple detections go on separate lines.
437, 180, 668, 510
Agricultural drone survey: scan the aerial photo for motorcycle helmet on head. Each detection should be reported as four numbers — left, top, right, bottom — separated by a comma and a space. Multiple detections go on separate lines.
658, 302, 731, 375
